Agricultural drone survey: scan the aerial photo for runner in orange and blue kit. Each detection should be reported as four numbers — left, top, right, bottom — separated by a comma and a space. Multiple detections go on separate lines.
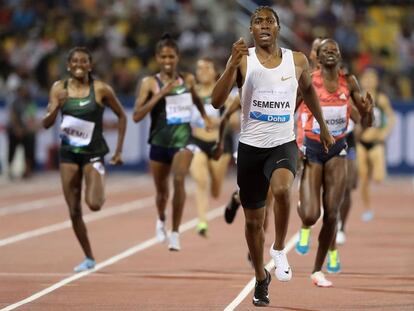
295, 39, 373, 287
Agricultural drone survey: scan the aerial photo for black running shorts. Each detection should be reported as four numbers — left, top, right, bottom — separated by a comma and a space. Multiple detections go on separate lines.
237, 140, 298, 209
149, 144, 180, 165
60, 148, 104, 167
186, 135, 233, 159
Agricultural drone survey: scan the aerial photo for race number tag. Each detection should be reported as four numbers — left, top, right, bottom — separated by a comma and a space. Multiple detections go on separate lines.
249, 89, 292, 123
165, 93, 193, 125
60, 115, 95, 147
312, 105, 347, 136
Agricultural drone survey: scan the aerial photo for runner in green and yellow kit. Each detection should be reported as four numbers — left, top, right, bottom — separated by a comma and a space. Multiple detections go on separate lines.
133, 34, 211, 251
42, 47, 127, 272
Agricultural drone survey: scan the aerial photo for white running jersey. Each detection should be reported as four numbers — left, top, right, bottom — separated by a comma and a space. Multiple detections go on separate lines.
239, 47, 298, 148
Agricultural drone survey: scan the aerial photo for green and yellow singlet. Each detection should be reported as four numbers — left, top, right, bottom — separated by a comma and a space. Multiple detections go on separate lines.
59, 80, 109, 155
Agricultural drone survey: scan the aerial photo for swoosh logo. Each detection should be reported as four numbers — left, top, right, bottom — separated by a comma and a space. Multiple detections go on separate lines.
276, 158, 288, 164
281, 76, 292, 81
174, 88, 186, 95
79, 100, 90, 106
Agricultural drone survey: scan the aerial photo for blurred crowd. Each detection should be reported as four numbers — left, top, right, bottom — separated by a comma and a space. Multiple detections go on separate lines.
0, 0, 413, 100
269, 0, 414, 101
0, 0, 237, 98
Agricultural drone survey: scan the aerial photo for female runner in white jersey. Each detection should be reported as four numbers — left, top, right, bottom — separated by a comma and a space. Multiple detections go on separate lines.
211, 6, 334, 307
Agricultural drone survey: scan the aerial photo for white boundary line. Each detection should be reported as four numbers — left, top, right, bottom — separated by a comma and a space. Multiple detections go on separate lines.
0, 196, 154, 247
0, 196, 63, 217
0, 175, 150, 217
224, 232, 299, 311
0, 205, 225, 311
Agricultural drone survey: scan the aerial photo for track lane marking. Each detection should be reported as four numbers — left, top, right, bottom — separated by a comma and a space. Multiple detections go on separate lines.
0, 196, 154, 247
224, 232, 299, 311
0, 175, 150, 216
0, 205, 225, 311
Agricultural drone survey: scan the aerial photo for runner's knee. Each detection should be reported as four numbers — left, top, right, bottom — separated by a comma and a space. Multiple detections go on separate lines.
301, 207, 320, 227
86, 193, 104, 211
156, 192, 168, 207
271, 183, 290, 202
173, 172, 186, 186
86, 200, 103, 212
245, 217, 263, 233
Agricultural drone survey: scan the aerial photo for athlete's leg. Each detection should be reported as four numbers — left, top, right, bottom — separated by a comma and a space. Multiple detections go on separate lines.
356, 143, 370, 213
298, 161, 323, 228
171, 148, 193, 232
270, 168, 295, 250
313, 157, 346, 273
149, 160, 171, 221
209, 153, 231, 198
339, 158, 357, 233
244, 206, 267, 281
190, 152, 210, 224
263, 187, 273, 232
296, 160, 322, 254
370, 144, 386, 183
60, 162, 93, 259
83, 161, 105, 211
247, 189, 271, 266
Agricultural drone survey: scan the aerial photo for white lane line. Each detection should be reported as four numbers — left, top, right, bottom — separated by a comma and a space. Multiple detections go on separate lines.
0, 205, 225, 311
224, 232, 299, 311
0, 176, 150, 217
0, 196, 63, 217
0, 196, 154, 247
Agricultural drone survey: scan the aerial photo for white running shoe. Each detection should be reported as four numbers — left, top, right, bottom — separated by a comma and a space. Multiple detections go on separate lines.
156, 219, 167, 243
336, 230, 346, 245
168, 231, 181, 251
269, 244, 292, 281
311, 271, 333, 287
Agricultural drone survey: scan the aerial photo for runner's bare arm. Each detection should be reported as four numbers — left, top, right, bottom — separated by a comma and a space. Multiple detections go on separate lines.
43, 80, 66, 129
212, 96, 241, 160
218, 96, 240, 145
133, 77, 176, 122
296, 52, 334, 151
350, 103, 361, 124
186, 74, 207, 118
377, 93, 396, 140
98, 81, 127, 165
347, 75, 374, 128
211, 38, 248, 109
295, 89, 303, 113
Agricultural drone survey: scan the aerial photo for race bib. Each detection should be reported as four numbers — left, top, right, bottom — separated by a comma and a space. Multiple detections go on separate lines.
60, 115, 95, 147
249, 89, 292, 123
312, 105, 347, 136
165, 93, 193, 125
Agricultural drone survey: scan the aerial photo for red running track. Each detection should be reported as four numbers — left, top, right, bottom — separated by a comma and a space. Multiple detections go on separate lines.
0, 173, 413, 310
